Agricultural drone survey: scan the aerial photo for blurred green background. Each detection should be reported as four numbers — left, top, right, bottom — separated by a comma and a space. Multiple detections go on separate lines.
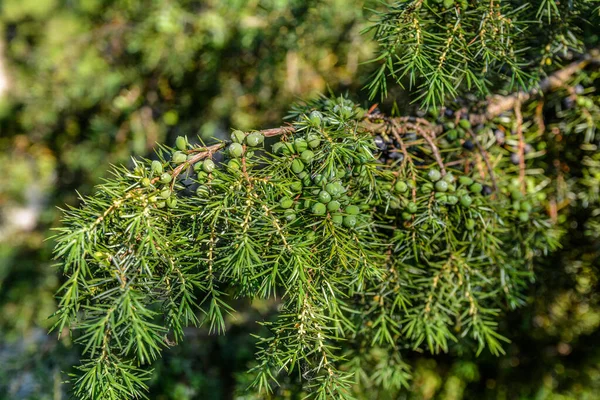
0, 1, 598, 399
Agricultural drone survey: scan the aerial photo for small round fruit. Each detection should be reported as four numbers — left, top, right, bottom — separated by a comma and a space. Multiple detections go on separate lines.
291, 159, 305, 174
469, 183, 483, 194
160, 173, 172, 184
290, 181, 303, 193
325, 183, 340, 197
520, 201, 532, 212
202, 159, 215, 173
229, 143, 244, 158
172, 151, 187, 164
343, 215, 357, 228
307, 133, 321, 149
280, 197, 294, 209
446, 195, 458, 205
175, 136, 187, 151
151, 160, 163, 175
227, 159, 241, 171
166, 197, 178, 209
272, 142, 285, 154
246, 132, 264, 147
465, 219, 476, 230
421, 183, 434, 194
518, 212, 530, 222
231, 130, 245, 143
446, 129, 458, 141
156, 201, 166, 208
300, 150, 315, 164
394, 181, 408, 193
435, 180, 449, 192
460, 195, 473, 207
313, 174, 324, 184
284, 209, 296, 221
459, 119, 472, 130
160, 188, 172, 199
318, 190, 332, 203
407, 202, 418, 214
312, 202, 327, 215
327, 200, 341, 212
196, 185, 209, 197
309, 111, 322, 126
141, 178, 151, 187
428, 169, 442, 182
458, 176, 473, 186
294, 138, 308, 153
442, 173, 455, 183
332, 214, 343, 225
345, 205, 360, 215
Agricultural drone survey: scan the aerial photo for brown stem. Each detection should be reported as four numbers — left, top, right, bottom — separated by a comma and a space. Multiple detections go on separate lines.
514, 100, 526, 193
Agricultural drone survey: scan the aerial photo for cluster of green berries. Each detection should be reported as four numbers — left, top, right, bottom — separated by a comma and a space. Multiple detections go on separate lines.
507, 184, 534, 222
443, 118, 471, 143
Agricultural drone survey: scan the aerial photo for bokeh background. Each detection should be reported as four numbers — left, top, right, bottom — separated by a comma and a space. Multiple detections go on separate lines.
0, 1, 598, 399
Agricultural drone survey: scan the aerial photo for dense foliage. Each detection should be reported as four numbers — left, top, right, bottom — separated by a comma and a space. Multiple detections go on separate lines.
1, 1, 599, 399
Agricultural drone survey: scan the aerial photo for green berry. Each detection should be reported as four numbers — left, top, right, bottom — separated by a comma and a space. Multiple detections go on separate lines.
318, 190, 332, 203
272, 142, 285, 154
443, 0, 454, 8
446, 129, 458, 141
202, 159, 215, 173
172, 151, 187, 164
332, 214, 343, 224
460, 195, 473, 207
518, 212, 530, 222
521, 201, 532, 212
290, 181, 303, 193
435, 180, 449, 192
294, 138, 308, 153
428, 169, 442, 182
469, 183, 483, 194
309, 111, 323, 126
175, 136, 187, 151
307, 133, 321, 149
345, 205, 360, 215
442, 173, 455, 183
156, 201, 166, 208
284, 210, 296, 221
465, 219, 476, 230
297, 171, 308, 180
446, 195, 458, 205
151, 160, 163, 175
325, 182, 340, 197
327, 200, 341, 212
280, 197, 294, 209
422, 183, 434, 194
231, 130, 245, 143
300, 150, 315, 164
160, 173, 172, 184
166, 197, 178, 209
312, 202, 327, 215
246, 132, 264, 147
459, 176, 473, 186
196, 172, 208, 182
302, 175, 312, 186
291, 159, 304, 174
343, 215, 357, 228
229, 143, 244, 158
227, 159, 241, 171
196, 185, 209, 197
283, 142, 295, 155
407, 202, 418, 214
459, 119, 472, 130
141, 178, 151, 187
394, 181, 408, 193
313, 174, 324, 185
512, 201, 521, 211
160, 188, 172, 199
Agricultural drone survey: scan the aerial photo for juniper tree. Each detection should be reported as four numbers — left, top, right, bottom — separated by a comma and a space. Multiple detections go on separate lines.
50, 1, 600, 399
